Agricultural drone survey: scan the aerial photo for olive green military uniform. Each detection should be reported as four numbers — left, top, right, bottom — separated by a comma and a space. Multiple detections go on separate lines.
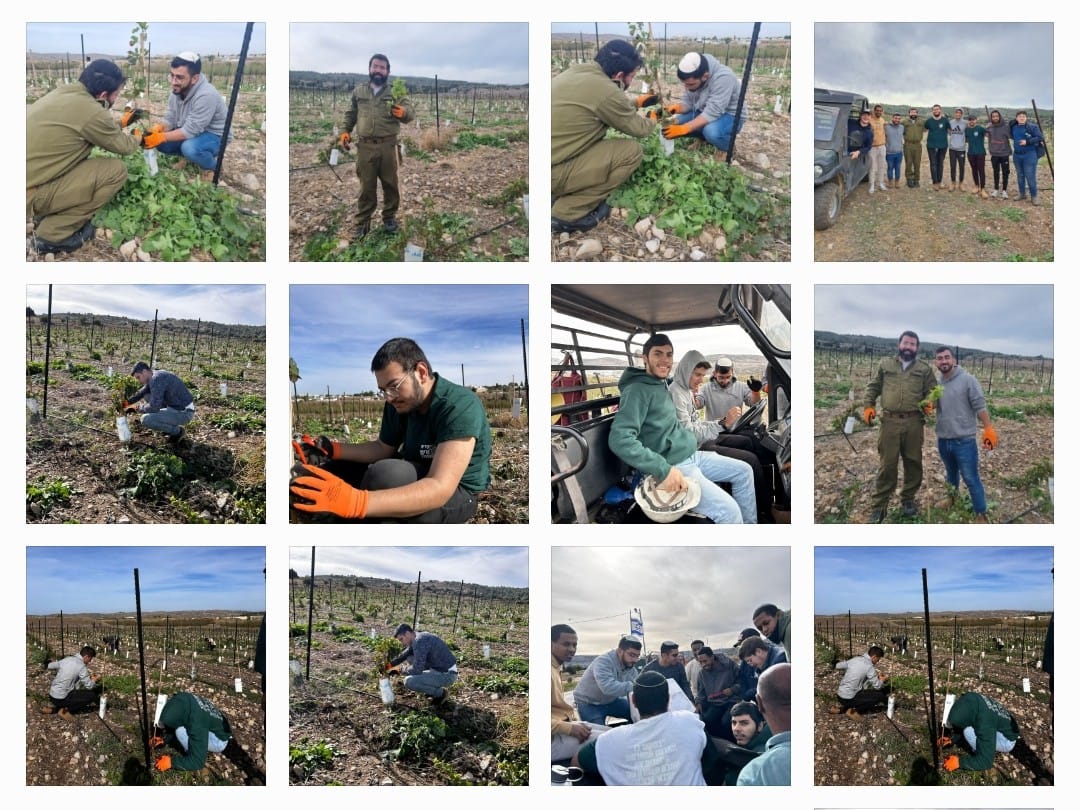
551, 62, 654, 221
901, 116, 924, 183
342, 84, 415, 229
863, 356, 936, 512
26, 83, 138, 242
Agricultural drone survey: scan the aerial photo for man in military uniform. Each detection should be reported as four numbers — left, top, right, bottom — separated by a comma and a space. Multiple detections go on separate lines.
901, 107, 924, 188
551, 39, 658, 233
862, 330, 936, 522
26, 59, 141, 253
339, 54, 415, 239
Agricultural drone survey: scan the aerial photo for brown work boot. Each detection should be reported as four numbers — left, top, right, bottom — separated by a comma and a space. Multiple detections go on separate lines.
40, 706, 55, 715
974, 513, 989, 524
829, 704, 843, 715
200, 169, 215, 183
934, 494, 955, 510
174, 158, 189, 171
979, 189, 989, 199
845, 708, 860, 718
58, 708, 74, 722
715, 150, 729, 163
949, 182, 956, 191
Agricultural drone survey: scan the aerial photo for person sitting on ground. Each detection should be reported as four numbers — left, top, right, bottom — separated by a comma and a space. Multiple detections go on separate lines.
736, 663, 791, 785
832, 645, 890, 716
572, 635, 642, 725
551, 623, 609, 761
694, 645, 740, 739
43, 645, 99, 719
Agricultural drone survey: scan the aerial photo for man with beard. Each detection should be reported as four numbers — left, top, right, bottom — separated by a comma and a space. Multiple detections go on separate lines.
145, 52, 230, 181
290, 337, 491, 523
719, 700, 771, 784
642, 640, 693, 701
339, 54, 415, 238
573, 635, 643, 725
901, 107, 924, 188
947, 107, 969, 191
931, 347, 997, 523
924, 104, 950, 189
694, 646, 740, 738
862, 330, 936, 522
661, 52, 748, 160
26, 59, 141, 253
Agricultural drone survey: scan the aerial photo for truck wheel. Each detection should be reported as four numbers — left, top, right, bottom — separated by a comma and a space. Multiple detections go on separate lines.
814, 182, 842, 230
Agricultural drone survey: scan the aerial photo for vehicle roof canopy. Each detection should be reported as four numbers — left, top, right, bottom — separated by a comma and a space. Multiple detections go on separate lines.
814, 88, 868, 107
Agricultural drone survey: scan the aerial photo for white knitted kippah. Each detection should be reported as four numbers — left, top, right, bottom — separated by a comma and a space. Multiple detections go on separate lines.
678, 52, 704, 74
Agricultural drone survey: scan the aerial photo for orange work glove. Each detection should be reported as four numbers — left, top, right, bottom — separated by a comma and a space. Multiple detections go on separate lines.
936, 735, 953, 750
148, 735, 165, 750
646, 109, 662, 122
863, 406, 876, 426
151, 123, 165, 134
155, 755, 172, 772
131, 127, 144, 143
665, 103, 686, 115
120, 107, 144, 127
390, 105, 407, 119
142, 130, 166, 149
662, 122, 693, 139
339, 132, 352, 151
982, 424, 998, 450
943, 754, 960, 772
290, 464, 370, 519
635, 93, 659, 108
923, 401, 935, 416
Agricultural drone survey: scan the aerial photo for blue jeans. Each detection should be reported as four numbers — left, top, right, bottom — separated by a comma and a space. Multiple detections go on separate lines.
141, 407, 194, 437
676, 111, 745, 152
576, 696, 631, 726
886, 152, 902, 180
403, 669, 457, 697
1013, 150, 1038, 198
962, 726, 1016, 754
157, 132, 223, 171
937, 436, 987, 514
176, 725, 228, 754
676, 450, 757, 524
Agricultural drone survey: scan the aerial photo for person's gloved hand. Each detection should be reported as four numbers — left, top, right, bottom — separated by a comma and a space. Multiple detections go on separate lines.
646, 109, 662, 122
121, 107, 144, 127
747, 376, 763, 392
943, 754, 960, 772
339, 132, 352, 151
390, 105, 407, 119
300, 435, 341, 461
142, 130, 166, 149
863, 406, 876, 426
635, 93, 659, 108
923, 401, 935, 415
982, 424, 998, 450
662, 123, 693, 139
290, 464, 370, 519
665, 103, 687, 115
149, 735, 165, 750
155, 755, 172, 772
936, 735, 953, 750
151, 123, 165, 134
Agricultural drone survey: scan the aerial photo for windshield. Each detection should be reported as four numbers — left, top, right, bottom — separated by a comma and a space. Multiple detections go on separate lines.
815, 104, 840, 142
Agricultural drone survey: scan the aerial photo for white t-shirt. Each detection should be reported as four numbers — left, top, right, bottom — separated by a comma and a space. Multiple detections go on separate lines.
595, 710, 707, 786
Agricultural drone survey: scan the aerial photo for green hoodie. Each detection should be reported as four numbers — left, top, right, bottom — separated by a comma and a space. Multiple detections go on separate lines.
159, 692, 232, 771
609, 367, 697, 480
947, 691, 1019, 771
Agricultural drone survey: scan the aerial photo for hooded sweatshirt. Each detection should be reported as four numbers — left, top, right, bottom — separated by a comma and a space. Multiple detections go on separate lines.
987, 119, 1013, 157
609, 367, 697, 480
946, 692, 1019, 771
679, 54, 748, 124
670, 350, 723, 446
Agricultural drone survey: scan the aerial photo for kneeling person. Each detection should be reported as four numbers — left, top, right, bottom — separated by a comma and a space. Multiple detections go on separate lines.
43, 645, 100, 719
389, 624, 457, 705
126, 362, 195, 443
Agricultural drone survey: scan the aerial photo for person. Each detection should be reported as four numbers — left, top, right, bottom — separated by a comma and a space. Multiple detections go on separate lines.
942, 691, 1021, 772
608, 334, 756, 524
154, 691, 235, 772
694, 646, 739, 738
338, 54, 415, 239
551, 39, 657, 233
752, 604, 792, 660
736, 663, 791, 785
642, 640, 693, 702
987, 109, 1012, 199
125, 361, 195, 443
831, 645, 890, 716
737, 636, 788, 703
26, 59, 141, 253
388, 624, 457, 705
43, 645, 99, 719
290, 338, 491, 523
141, 53, 229, 182
847, 109, 872, 162
669, 351, 771, 522
931, 346, 998, 523
885, 111, 905, 189
722, 700, 772, 785
551, 624, 608, 761
867, 104, 887, 193
965, 115, 988, 198
573, 635, 642, 725
572, 670, 707, 785
902, 106, 924, 188
862, 330, 936, 522
924, 104, 950, 190
700, 358, 763, 438
947, 107, 968, 191
1011, 111, 1044, 206
661, 52, 748, 160
685, 639, 705, 702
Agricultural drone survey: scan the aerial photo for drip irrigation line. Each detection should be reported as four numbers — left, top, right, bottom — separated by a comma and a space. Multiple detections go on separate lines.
305, 674, 429, 712
883, 711, 912, 743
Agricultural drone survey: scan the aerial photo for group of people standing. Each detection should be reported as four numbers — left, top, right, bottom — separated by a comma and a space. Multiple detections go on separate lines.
852, 104, 1046, 205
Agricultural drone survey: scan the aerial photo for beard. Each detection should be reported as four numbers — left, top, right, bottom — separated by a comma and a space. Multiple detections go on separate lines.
899, 349, 917, 362
370, 72, 388, 86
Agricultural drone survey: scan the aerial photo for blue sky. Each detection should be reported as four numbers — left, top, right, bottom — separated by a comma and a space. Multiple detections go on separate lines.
551, 22, 791, 39
27, 22, 265, 57
288, 546, 528, 589
290, 285, 528, 392
26, 285, 265, 326
815, 547, 1053, 615
26, 547, 266, 615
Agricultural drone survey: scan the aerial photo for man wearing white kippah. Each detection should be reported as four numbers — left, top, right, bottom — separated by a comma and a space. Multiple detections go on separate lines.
661, 52, 748, 161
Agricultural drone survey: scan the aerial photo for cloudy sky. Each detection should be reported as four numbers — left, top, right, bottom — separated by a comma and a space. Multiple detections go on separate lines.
815, 546, 1053, 615
288, 546, 528, 589
815, 23, 1054, 109
815, 285, 1053, 357
290, 285, 528, 392
27, 22, 265, 57
26, 547, 265, 615
551, 22, 791, 39
290, 23, 529, 84
26, 285, 264, 326
551, 546, 790, 655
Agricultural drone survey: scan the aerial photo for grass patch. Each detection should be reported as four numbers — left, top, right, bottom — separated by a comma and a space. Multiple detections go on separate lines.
27, 476, 79, 516
976, 231, 1005, 246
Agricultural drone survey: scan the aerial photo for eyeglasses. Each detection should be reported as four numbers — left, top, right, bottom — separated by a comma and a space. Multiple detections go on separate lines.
377, 374, 412, 400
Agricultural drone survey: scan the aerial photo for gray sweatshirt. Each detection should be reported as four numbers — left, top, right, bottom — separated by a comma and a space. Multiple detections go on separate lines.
574, 648, 638, 706
934, 365, 987, 439
48, 654, 94, 699
680, 54, 748, 124
164, 74, 229, 139
836, 653, 884, 699
987, 120, 1013, 157
128, 369, 195, 412
885, 122, 905, 153
948, 117, 968, 150
669, 350, 723, 446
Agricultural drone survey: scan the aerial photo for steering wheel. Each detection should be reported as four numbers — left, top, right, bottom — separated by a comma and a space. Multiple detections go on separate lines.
726, 398, 768, 435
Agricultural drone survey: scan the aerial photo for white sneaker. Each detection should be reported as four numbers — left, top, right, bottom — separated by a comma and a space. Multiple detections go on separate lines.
878, 183, 887, 191
1001, 190, 1009, 200
869, 185, 875, 194
990, 189, 998, 198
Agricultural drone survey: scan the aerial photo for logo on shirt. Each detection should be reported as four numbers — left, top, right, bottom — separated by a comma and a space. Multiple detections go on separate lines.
420, 443, 434, 459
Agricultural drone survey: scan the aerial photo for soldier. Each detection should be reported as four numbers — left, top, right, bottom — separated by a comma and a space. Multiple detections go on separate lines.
902, 107, 925, 188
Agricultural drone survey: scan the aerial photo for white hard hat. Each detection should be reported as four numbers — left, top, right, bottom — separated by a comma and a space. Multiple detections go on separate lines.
634, 475, 701, 523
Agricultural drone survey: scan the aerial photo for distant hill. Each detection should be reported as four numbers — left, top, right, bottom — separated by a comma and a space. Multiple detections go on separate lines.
814, 330, 1050, 361
290, 70, 526, 94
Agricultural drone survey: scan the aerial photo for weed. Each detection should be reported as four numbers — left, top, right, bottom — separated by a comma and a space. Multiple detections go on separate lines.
999, 206, 1026, 223
976, 231, 1005, 246
167, 496, 210, 523
27, 476, 79, 516
68, 363, 111, 384
100, 674, 140, 694
820, 481, 862, 524
26, 360, 44, 375
432, 757, 472, 785
470, 673, 527, 694
121, 448, 185, 500
452, 131, 509, 150
237, 394, 266, 413
495, 656, 528, 675
386, 712, 448, 761
987, 403, 1028, 422
206, 411, 265, 433
889, 674, 928, 694
494, 744, 529, 785
290, 738, 338, 775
